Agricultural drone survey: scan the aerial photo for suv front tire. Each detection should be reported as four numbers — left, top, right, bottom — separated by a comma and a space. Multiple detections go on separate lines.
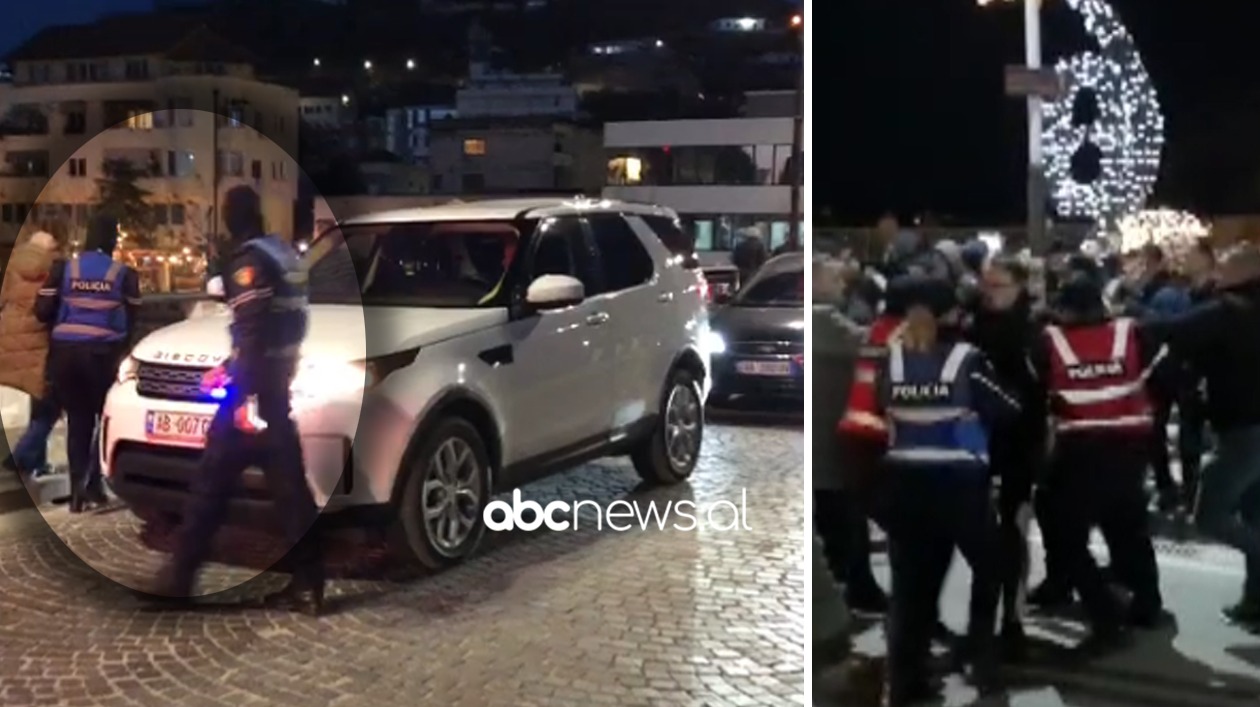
632, 368, 704, 485
393, 417, 492, 569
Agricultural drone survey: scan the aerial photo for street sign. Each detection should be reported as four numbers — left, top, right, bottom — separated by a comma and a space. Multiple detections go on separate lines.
1005, 65, 1065, 99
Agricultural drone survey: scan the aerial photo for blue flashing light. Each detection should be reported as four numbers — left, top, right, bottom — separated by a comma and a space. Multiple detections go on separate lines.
210, 387, 228, 401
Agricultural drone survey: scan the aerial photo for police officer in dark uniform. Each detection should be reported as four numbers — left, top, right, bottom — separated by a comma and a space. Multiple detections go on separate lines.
875, 275, 1021, 705
145, 186, 325, 615
35, 215, 141, 512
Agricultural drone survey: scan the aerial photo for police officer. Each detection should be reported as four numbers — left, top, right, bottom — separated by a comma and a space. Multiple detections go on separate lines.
876, 275, 1020, 705
35, 215, 141, 512
1032, 266, 1166, 650
146, 186, 325, 615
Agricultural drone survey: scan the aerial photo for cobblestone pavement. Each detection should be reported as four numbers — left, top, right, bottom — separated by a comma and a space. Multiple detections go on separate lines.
0, 418, 805, 707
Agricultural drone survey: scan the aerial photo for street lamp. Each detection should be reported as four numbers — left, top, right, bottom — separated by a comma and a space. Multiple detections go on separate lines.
313, 57, 321, 67
790, 13, 803, 27
787, 12, 804, 250
978, 0, 1048, 255
363, 59, 373, 70
406, 58, 416, 70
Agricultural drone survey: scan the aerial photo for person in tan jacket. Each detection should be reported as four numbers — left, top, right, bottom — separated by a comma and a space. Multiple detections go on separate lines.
0, 231, 60, 478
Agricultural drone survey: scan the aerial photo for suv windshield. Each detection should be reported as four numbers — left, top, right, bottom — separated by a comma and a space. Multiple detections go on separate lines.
306, 220, 531, 307
735, 269, 804, 308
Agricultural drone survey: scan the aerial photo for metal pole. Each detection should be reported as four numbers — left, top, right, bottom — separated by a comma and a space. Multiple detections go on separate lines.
1024, 0, 1048, 256
210, 88, 220, 261
788, 28, 804, 251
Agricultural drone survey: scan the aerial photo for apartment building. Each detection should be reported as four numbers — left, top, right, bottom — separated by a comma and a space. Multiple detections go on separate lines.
0, 18, 300, 247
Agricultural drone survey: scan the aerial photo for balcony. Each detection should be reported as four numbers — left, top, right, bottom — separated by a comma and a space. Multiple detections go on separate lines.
0, 106, 50, 137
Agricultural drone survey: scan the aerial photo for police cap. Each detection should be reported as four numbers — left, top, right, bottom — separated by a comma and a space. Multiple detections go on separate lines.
1055, 268, 1105, 314
888, 273, 956, 318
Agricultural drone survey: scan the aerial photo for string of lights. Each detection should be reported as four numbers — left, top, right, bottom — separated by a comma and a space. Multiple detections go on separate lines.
1041, 0, 1164, 232
1116, 208, 1210, 257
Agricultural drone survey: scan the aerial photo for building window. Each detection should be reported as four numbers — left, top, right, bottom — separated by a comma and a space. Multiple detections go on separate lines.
63, 105, 87, 134
167, 151, 195, 178
462, 173, 485, 192
463, 138, 486, 156
153, 204, 169, 226
3, 150, 50, 177
124, 59, 149, 80
606, 157, 644, 185
123, 109, 153, 130
218, 151, 244, 177
170, 203, 186, 226
251, 160, 263, 180
67, 158, 87, 178
1, 204, 11, 223
431, 174, 443, 192
227, 102, 245, 127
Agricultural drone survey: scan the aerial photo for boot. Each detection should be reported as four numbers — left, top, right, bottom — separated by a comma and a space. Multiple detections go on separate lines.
1000, 622, 1028, 664
1028, 579, 1074, 611
259, 579, 325, 617
845, 581, 889, 616
68, 487, 85, 514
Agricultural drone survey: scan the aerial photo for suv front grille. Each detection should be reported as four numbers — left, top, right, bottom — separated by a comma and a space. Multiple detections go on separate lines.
136, 362, 213, 402
729, 340, 804, 357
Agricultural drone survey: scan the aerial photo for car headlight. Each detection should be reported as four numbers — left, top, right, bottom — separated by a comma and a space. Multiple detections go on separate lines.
117, 355, 139, 384
703, 330, 727, 355
290, 359, 374, 402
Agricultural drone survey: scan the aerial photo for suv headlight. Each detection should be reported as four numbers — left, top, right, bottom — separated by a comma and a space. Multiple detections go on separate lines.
290, 359, 373, 402
703, 330, 727, 355
117, 355, 139, 384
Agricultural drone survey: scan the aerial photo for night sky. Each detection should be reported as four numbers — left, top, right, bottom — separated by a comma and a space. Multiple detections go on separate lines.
1, 0, 152, 57
818, 0, 1260, 226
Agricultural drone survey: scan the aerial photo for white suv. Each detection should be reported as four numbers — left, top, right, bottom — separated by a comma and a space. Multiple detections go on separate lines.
101, 197, 713, 567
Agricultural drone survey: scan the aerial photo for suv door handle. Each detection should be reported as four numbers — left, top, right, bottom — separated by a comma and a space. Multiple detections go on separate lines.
585, 312, 610, 326
658, 292, 674, 303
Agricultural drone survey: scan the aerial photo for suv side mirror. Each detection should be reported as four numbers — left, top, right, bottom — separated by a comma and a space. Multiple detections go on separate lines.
525, 274, 584, 310
206, 275, 225, 300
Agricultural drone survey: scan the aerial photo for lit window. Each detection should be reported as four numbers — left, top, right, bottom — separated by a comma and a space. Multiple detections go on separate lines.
125, 110, 153, 130
606, 156, 643, 185
463, 139, 487, 156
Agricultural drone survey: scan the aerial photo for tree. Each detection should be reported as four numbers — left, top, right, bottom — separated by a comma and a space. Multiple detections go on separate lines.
96, 158, 157, 248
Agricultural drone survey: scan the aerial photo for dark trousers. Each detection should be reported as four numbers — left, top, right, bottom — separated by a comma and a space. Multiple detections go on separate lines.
1193, 425, 1260, 601
1034, 476, 1070, 590
1054, 437, 1162, 630
886, 468, 998, 688
169, 387, 323, 592
11, 395, 61, 471
48, 344, 120, 497
815, 489, 880, 594
1178, 386, 1208, 505
995, 454, 1036, 627
1151, 397, 1176, 494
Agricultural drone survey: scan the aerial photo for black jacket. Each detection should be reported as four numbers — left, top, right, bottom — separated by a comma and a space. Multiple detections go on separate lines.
1146, 281, 1260, 432
967, 293, 1046, 461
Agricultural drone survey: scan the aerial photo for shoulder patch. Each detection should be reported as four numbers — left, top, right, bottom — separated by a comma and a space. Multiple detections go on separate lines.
233, 266, 256, 287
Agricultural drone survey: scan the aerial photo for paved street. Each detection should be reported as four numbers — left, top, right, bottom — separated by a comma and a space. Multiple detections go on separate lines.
818, 518, 1260, 706
0, 415, 805, 706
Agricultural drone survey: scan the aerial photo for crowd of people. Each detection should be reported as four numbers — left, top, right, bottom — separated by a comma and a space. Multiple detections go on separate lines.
813, 223, 1260, 705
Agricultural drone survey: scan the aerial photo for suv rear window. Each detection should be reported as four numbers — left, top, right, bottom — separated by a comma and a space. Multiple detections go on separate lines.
640, 214, 699, 269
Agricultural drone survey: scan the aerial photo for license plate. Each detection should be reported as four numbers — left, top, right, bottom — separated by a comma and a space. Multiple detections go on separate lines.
145, 410, 213, 446
736, 360, 793, 377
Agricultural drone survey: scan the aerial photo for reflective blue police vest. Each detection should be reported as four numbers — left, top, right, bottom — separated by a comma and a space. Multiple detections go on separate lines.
883, 341, 990, 469
53, 252, 128, 344
240, 235, 309, 358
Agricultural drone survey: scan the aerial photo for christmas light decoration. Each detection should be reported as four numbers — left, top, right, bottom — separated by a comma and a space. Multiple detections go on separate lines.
1042, 0, 1164, 231
1116, 208, 1209, 257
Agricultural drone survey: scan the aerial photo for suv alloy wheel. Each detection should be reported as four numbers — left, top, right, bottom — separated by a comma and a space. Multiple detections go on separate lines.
632, 368, 704, 484
393, 417, 492, 568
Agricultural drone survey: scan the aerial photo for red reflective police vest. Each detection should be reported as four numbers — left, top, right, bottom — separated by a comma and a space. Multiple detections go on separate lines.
837, 314, 904, 441
1043, 317, 1154, 435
